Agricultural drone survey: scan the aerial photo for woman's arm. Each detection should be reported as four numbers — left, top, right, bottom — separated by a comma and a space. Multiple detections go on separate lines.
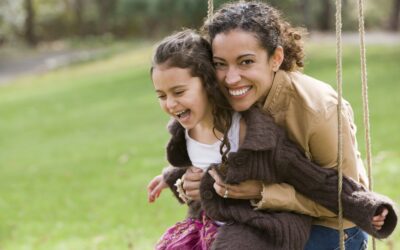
253, 183, 337, 217
253, 103, 367, 218
212, 106, 397, 238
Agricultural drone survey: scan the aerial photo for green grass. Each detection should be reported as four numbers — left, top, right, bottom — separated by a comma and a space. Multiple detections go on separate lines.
0, 42, 399, 249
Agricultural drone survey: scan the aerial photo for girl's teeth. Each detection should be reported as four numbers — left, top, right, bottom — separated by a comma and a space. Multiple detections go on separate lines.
176, 110, 189, 118
229, 87, 251, 96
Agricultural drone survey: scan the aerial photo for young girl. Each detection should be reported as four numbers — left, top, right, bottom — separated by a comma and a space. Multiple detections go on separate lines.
148, 29, 234, 249
147, 30, 396, 249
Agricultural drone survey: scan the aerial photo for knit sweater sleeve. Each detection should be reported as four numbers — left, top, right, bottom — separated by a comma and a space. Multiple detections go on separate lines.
162, 165, 187, 204
275, 136, 397, 239
222, 107, 396, 239
200, 167, 312, 249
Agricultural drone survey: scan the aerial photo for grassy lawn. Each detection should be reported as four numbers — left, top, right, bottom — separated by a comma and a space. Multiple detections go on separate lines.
0, 42, 399, 249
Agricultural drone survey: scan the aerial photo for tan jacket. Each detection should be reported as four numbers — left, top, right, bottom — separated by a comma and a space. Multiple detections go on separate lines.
254, 70, 369, 229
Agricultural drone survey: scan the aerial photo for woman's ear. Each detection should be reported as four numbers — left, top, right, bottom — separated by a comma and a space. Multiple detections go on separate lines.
271, 46, 284, 72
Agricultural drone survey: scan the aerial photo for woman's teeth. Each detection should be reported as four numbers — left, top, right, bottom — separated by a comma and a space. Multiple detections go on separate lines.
229, 86, 251, 96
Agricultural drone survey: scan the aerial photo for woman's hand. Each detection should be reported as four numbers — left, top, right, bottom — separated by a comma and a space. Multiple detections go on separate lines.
147, 174, 168, 203
372, 207, 389, 230
182, 167, 205, 201
208, 168, 263, 200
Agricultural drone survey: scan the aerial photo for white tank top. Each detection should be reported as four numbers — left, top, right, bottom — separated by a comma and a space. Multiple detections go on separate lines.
185, 112, 241, 170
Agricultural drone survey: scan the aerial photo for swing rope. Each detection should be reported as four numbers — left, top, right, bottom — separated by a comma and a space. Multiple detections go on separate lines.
334, 0, 345, 248
357, 0, 376, 249
207, 0, 213, 20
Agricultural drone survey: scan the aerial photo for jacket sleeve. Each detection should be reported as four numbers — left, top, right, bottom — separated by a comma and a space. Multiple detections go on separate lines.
162, 165, 188, 204
252, 183, 337, 218
308, 102, 368, 187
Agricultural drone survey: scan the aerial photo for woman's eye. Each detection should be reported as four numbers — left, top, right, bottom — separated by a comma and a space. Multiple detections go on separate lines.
175, 90, 184, 96
157, 95, 166, 100
240, 59, 254, 65
213, 61, 225, 68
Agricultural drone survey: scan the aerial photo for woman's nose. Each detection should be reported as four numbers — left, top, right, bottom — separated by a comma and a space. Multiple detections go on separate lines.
225, 66, 241, 84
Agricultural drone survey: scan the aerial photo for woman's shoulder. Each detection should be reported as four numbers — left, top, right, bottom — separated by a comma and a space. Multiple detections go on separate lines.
287, 71, 339, 117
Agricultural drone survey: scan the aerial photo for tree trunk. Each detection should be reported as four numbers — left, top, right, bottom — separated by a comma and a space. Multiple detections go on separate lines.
95, 0, 118, 34
318, 0, 332, 31
24, 0, 37, 46
300, 0, 311, 29
74, 0, 84, 36
389, 0, 400, 31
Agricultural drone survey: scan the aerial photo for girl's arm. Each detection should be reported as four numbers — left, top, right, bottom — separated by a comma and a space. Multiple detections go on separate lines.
147, 174, 169, 203
160, 165, 188, 203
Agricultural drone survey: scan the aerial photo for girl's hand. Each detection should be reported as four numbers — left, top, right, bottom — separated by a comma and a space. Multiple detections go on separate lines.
182, 167, 204, 201
372, 207, 388, 230
208, 168, 263, 200
147, 174, 168, 203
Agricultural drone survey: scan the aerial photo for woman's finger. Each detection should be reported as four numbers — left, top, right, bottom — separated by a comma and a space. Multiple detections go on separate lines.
183, 178, 200, 191
188, 166, 203, 173
208, 169, 225, 186
184, 169, 203, 181
185, 188, 200, 200
213, 181, 230, 198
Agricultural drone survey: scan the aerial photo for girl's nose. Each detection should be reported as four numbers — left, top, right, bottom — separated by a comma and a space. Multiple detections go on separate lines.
166, 97, 177, 110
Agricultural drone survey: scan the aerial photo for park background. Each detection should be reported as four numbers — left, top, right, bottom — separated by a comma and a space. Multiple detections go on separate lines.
0, 0, 399, 249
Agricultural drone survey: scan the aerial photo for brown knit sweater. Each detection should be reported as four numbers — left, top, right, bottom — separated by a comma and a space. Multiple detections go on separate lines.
163, 106, 397, 249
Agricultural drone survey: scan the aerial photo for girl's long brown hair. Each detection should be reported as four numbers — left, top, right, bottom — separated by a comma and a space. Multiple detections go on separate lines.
151, 29, 233, 164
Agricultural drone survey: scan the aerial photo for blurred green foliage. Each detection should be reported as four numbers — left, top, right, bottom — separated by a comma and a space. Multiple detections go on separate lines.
0, 0, 398, 46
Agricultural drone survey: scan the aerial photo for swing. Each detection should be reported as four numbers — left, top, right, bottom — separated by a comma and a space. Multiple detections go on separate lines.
206, 0, 375, 249
336, 0, 374, 249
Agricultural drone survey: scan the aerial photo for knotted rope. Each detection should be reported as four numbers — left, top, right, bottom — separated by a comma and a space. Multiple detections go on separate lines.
357, 0, 375, 249
335, 0, 345, 248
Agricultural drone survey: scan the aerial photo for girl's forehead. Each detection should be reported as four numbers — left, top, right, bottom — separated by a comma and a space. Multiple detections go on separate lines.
152, 67, 202, 89
152, 66, 192, 80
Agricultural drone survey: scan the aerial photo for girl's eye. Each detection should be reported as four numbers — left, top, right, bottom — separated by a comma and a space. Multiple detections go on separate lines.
175, 90, 184, 96
240, 59, 254, 65
157, 95, 166, 100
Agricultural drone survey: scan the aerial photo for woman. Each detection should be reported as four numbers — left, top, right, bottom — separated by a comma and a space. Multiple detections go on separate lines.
180, 1, 392, 249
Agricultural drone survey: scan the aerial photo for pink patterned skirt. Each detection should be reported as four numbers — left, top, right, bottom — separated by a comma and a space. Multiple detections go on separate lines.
155, 212, 219, 250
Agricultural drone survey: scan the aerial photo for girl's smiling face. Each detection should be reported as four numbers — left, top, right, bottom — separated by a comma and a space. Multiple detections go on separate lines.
212, 29, 282, 111
152, 66, 213, 130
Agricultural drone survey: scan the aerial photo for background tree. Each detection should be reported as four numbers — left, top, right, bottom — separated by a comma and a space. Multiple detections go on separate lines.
389, 0, 400, 31
24, 0, 37, 46
95, 0, 117, 34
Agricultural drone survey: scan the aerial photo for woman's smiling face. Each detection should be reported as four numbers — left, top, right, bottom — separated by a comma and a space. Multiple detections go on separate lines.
212, 29, 280, 112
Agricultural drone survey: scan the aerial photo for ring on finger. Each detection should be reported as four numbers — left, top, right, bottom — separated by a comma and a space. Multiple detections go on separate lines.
223, 186, 229, 198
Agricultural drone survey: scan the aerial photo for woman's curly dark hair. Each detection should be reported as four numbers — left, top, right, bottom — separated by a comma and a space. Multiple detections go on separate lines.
151, 29, 233, 162
202, 1, 307, 71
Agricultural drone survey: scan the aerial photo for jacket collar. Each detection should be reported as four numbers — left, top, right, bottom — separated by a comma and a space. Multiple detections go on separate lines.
263, 70, 292, 115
